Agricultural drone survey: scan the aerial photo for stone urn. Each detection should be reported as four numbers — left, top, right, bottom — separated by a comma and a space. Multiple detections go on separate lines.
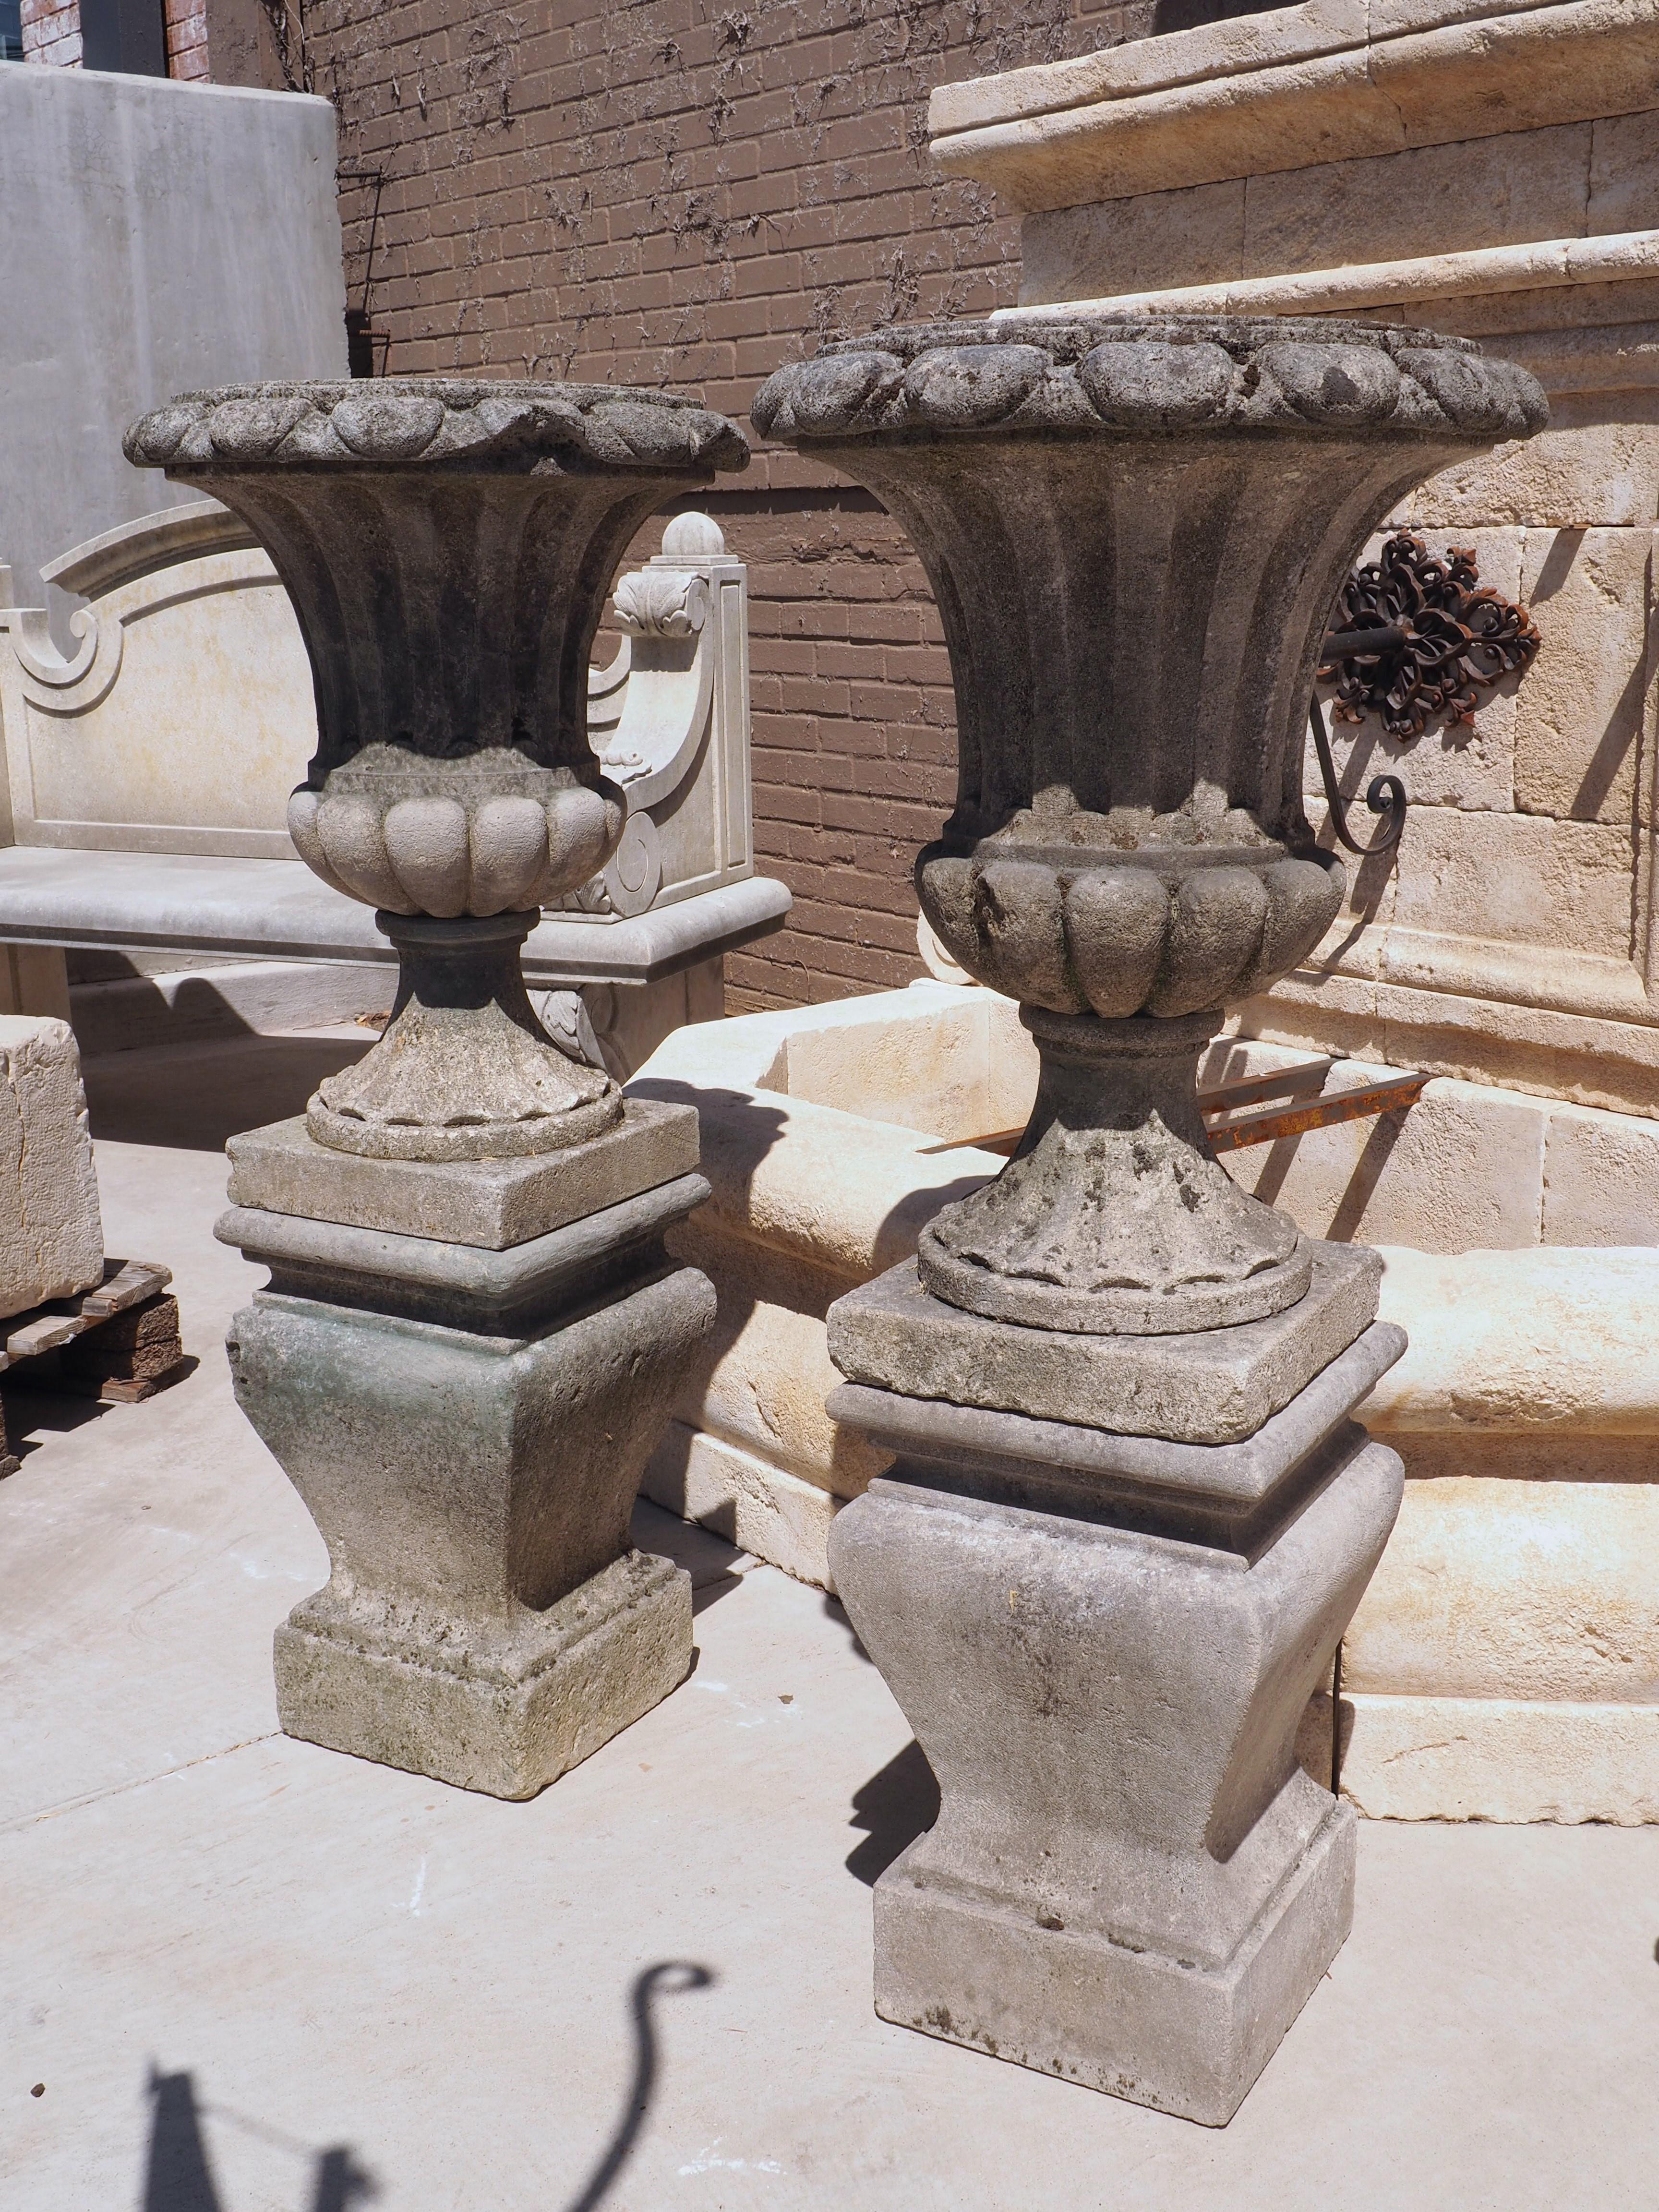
126, 380, 750, 1799
755, 317, 1547, 2119
124, 379, 749, 1160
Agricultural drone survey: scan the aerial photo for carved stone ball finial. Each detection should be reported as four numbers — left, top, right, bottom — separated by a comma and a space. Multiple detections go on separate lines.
755, 315, 1546, 1333
126, 377, 749, 1160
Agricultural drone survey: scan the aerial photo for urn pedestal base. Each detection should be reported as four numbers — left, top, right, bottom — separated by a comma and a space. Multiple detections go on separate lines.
873, 1791, 1356, 2128
218, 1106, 715, 1800
826, 1248, 1406, 2124
274, 1545, 692, 1803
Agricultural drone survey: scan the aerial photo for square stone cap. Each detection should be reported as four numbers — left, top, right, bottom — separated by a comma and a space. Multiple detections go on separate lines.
826, 1241, 1382, 1446
226, 1096, 698, 1251
829, 1320, 1405, 1513
216, 1170, 709, 1336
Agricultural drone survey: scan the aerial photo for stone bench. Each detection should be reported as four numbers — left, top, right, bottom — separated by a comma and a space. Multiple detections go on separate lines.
0, 503, 788, 1070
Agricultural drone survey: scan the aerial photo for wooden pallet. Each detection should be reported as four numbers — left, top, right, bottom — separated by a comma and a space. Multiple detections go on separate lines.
0, 1260, 186, 1475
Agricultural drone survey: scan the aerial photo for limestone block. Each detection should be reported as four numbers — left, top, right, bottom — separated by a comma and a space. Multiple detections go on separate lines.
1241, 123, 1596, 284
1387, 805, 1635, 961
640, 1081, 1001, 1283
1513, 525, 1652, 823
1021, 179, 1247, 305
777, 986, 1037, 1145
1300, 1692, 1659, 1822
1343, 1475, 1659, 1701
1587, 106, 1659, 234
663, 1224, 889, 1499
641, 1423, 846, 1588
0, 1015, 103, 1321
1544, 1100, 1659, 1240
1223, 1074, 1547, 1252
1366, 1243, 1659, 1432
1398, 393, 1659, 530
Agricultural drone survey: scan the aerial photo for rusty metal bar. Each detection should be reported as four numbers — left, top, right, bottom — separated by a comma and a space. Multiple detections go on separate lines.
1195, 1058, 1332, 1114
1204, 1072, 1429, 1153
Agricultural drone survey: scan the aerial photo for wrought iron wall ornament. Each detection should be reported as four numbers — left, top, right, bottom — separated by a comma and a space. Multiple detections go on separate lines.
1319, 530, 1541, 739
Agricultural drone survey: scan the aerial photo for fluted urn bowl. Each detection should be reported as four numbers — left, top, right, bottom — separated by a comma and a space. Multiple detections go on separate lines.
755, 315, 1546, 1332
125, 379, 749, 1159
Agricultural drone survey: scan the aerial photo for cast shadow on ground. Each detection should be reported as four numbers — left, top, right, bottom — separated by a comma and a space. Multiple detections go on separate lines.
561, 1961, 716, 2212
141, 2067, 376, 2212
84, 1037, 371, 1152
846, 1739, 940, 1887
3, 1360, 201, 1465
631, 1496, 748, 1615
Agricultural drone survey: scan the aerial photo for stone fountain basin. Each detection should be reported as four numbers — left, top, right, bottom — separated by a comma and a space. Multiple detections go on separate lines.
629, 980, 1659, 1827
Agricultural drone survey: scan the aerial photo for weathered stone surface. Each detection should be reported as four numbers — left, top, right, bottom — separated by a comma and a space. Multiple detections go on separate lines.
127, 375, 748, 1164
0, 1015, 103, 1322
275, 1548, 691, 1803
641, 1422, 848, 1590
1366, 1243, 1659, 1433
1543, 1105, 1659, 1243
1343, 1474, 1659, 1702
828, 1319, 1405, 1546
1514, 524, 1652, 824
227, 1251, 716, 1799
757, 314, 1540, 1334
216, 1171, 709, 1334
1305, 1690, 1659, 1824
827, 1243, 1381, 1445
829, 1428, 1404, 2124
917, 1010, 1311, 1336
228, 1096, 698, 1250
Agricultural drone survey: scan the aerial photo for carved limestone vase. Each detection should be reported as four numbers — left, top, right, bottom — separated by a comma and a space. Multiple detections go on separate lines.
124, 379, 749, 1160
754, 317, 1547, 1333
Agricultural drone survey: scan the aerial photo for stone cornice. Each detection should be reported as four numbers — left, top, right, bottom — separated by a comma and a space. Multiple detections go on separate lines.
930, 0, 1659, 212
1006, 231, 1659, 338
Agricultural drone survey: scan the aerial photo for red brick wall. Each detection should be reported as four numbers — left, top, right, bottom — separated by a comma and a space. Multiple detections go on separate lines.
20, 0, 80, 62
165, 0, 210, 79
294, 0, 1151, 1010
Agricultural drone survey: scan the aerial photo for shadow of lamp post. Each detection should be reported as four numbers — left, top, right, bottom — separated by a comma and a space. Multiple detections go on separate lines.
754, 314, 1549, 2123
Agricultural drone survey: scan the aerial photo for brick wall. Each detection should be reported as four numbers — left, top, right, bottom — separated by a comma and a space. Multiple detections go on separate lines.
20, 0, 79, 62
298, 0, 1152, 1010
164, 0, 209, 78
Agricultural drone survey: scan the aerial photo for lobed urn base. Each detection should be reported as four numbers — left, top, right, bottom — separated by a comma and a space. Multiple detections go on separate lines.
826, 1260, 1406, 2123
219, 1104, 715, 1799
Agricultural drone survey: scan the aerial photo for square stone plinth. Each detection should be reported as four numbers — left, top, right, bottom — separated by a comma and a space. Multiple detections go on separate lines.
226, 1096, 698, 1250
276, 1550, 692, 1801
826, 1242, 1381, 1446
873, 1802, 1356, 2128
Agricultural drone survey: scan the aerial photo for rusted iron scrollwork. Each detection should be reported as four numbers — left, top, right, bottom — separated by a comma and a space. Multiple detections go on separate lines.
1306, 531, 1542, 860
1320, 531, 1542, 740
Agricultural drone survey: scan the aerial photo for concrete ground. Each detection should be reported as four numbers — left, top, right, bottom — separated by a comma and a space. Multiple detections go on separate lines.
3, 1028, 1658, 2212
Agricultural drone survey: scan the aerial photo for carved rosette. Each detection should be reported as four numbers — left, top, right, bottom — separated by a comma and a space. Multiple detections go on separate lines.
756, 315, 1546, 1332
125, 379, 749, 1159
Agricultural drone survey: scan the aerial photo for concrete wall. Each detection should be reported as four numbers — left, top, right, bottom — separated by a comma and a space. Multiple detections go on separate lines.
0, 64, 347, 629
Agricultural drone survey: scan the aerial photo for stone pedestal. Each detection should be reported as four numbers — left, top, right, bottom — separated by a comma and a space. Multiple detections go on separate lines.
828, 1275, 1406, 2125
217, 1099, 715, 1799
